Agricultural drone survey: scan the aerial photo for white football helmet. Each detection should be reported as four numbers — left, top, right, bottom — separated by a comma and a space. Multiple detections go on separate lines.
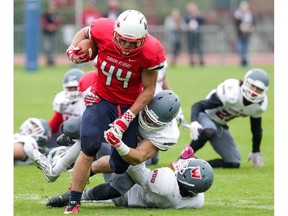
241, 68, 269, 103
138, 90, 180, 131
112, 10, 148, 56
175, 158, 214, 197
63, 68, 85, 103
19, 118, 52, 149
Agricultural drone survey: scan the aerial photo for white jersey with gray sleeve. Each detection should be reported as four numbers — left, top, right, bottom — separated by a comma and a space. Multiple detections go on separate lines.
124, 163, 204, 209
52, 91, 86, 121
14, 133, 39, 165
205, 78, 268, 125
138, 118, 180, 151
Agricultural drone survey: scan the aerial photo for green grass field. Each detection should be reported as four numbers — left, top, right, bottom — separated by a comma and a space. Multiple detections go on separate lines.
14, 63, 274, 216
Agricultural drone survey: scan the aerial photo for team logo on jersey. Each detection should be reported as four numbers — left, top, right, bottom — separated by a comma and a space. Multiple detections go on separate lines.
150, 169, 158, 183
190, 166, 201, 179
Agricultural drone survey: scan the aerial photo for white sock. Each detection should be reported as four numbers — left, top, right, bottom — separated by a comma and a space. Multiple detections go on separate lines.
52, 140, 81, 176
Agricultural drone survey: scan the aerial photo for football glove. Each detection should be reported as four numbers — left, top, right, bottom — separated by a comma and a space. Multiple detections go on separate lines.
110, 109, 135, 134
104, 128, 130, 155
104, 128, 122, 148
82, 86, 100, 106
53, 97, 70, 113
247, 152, 263, 167
180, 144, 195, 159
189, 121, 203, 140
66, 46, 90, 64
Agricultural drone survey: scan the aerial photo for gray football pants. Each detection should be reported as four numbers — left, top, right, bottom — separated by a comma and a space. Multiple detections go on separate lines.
198, 112, 241, 163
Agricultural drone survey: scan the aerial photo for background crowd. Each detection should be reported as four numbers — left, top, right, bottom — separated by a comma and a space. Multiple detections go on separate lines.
14, 0, 274, 67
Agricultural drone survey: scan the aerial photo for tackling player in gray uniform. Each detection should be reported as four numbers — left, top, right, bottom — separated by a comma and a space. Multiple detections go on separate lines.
45, 88, 198, 209
32, 85, 180, 181
172, 68, 269, 169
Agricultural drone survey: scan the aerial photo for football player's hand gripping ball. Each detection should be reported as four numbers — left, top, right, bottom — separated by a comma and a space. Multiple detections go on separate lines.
66, 46, 90, 64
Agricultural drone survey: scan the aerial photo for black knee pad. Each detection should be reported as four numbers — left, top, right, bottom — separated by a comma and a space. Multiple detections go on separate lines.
190, 128, 216, 152
60, 116, 82, 139
201, 128, 216, 140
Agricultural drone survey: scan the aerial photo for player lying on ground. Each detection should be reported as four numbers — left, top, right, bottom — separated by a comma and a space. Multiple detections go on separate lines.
14, 118, 51, 165
47, 154, 213, 209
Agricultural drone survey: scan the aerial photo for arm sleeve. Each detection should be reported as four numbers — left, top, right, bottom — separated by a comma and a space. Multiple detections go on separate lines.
127, 163, 150, 189
250, 117, 262, 152
191, 92, 223, 122
49, 112, 64, 134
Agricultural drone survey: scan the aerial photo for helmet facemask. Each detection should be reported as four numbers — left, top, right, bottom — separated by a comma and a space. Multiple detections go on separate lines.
138, 90, 180, 131
112, 32, 145, 56
19, 118, 50, 142
138, 106, 167, 131
63, 81, 82, 103
62, 69, 85, 103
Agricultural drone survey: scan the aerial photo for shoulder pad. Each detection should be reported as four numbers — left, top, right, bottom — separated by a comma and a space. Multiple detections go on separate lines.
216, 79, 240, 104
52, 91, 70, 112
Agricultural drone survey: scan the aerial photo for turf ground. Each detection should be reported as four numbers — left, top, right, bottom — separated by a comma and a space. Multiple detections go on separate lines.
14, 63, 274, 215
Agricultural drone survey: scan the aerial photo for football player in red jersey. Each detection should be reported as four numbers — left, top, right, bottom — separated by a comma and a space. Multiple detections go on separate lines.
64, 10, 165, 214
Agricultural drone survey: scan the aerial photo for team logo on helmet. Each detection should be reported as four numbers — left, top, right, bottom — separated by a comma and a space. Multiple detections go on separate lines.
190, 166, 201, 179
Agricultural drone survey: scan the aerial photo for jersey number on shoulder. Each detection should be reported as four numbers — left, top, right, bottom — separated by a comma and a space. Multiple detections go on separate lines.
101, 61, 132, 88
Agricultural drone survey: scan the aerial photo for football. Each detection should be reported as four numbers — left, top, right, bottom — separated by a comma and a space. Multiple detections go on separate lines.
77, 39, 98, 60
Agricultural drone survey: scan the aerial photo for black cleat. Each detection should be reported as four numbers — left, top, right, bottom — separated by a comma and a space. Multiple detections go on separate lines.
56, 134, 75, 146
46, 190, 70, 207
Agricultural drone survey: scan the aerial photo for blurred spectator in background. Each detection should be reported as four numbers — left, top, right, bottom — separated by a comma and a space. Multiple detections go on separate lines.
103, 0, 123, 21
184, 2, 205, 66
81, 1, 102, 27
164, 8, 184, 65
234, 1, 255, 67
41, 3, 61, 66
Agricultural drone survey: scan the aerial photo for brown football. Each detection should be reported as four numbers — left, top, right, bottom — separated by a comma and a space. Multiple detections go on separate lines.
77, 39, 98, 60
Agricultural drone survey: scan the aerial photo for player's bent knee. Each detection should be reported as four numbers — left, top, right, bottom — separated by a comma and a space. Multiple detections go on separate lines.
61, 116, 82, 139
110, 172, 135, 195
202, 128, 216, 140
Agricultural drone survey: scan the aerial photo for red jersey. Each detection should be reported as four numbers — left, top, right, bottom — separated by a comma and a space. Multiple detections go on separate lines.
88, 18, 165, 106
78, 70, 98, 92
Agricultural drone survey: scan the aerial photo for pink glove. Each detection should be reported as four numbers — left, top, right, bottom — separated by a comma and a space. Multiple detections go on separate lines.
82, 86, 100, 106
104, 128, 122, 148
110, 109, 135, 134
66, 46, 90, 64
180, 144, 195, 159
